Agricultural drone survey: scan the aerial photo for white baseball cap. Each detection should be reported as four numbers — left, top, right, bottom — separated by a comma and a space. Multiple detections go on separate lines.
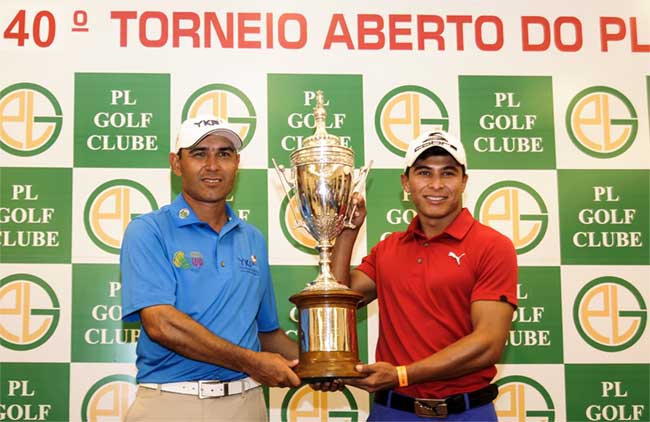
173, 115, 243, 153
403, 130, 467, 171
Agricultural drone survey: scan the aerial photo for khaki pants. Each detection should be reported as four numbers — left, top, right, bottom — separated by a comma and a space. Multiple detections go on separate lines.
125, 385, 267, 422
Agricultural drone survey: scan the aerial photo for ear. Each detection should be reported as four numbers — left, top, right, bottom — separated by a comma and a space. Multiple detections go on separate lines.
400, 173, 410, 193
460, 173, 468, 193
169, 152, 182, 176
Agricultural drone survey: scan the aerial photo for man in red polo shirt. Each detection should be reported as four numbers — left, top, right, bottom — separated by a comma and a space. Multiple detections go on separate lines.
331, 131, 517, 421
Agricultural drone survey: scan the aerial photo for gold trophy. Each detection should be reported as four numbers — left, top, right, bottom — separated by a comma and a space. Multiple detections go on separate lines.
273, 91, 371, 381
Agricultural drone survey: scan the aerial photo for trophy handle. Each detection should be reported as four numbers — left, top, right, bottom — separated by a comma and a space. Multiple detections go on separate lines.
272, 158, 309, 232
344, 160, 373, 229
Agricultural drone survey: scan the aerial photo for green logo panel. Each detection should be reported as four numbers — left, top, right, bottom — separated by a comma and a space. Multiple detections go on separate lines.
0, 363, 69, 421
71, 264, 139, 362
365, 169, 414, 248
558, 170, 649, 264
270, 265, 368, 363
267, 74, 365, 168
565, 364, 649, 422
501, 267, 563, 364
0, 167, 72, 263
459, 76, 556, 169
74, 73, 170, 168
171, 169, 268, 239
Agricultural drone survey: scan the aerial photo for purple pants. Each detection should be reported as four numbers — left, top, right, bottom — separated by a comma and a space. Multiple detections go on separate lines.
368, 402, 497, 421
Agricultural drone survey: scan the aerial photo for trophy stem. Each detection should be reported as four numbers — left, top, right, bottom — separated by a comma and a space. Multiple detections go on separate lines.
317, 243, 334, 283
303, 241, 349, 291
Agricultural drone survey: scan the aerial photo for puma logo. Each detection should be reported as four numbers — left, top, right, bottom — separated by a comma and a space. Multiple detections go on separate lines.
448, 251, 466, 266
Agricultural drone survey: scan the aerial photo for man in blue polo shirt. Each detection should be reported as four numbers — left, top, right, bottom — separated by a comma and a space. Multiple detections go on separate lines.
120, 115, 300, 421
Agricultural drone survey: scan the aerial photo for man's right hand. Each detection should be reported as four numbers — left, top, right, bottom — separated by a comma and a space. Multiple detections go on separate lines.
346, 193, 367, 231
246, 352, 301, 388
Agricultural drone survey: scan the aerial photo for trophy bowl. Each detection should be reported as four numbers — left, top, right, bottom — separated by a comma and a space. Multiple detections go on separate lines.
273, 90, 370, 381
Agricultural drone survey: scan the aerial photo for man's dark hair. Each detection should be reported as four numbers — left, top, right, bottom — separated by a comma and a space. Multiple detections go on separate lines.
404, 146, 466, 176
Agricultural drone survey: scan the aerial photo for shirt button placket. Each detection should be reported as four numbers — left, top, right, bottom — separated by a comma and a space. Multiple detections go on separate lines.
214, 235, 221, 271
418, 241, 428, 264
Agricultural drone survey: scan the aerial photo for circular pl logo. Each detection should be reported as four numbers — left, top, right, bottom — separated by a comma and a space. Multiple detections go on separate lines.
83, 179, 158, 254
573, 276, 647, 352
281, 385, 359, 421
81, 374, 137, 422
474, 181, 548, 254
566, 86, 638, 158
375, 85, 449, 156
280, 192, 318, 255
0, 83, 63, 156
182, 84, 256, 150
0, 273, 60, 350
495, 375, 555, 422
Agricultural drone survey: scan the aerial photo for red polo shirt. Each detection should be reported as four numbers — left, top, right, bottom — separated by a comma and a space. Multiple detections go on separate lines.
356, 208, 517, 399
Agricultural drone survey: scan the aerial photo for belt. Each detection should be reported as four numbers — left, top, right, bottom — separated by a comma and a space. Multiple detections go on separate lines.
374, 384, 498, 418
139, 377, 260, 399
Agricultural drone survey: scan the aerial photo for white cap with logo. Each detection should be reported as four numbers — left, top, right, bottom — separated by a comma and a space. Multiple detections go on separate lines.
173, 115, 243, 153
403, 130, 467, 171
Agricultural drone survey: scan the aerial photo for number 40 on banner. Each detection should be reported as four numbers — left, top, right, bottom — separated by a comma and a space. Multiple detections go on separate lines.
3, 9, 89, 47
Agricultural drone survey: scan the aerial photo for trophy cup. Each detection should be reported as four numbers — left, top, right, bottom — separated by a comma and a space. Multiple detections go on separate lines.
273, 91, 371, 381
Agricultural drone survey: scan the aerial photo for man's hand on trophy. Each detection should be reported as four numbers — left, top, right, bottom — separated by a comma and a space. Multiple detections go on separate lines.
340, 362, 399, 393
347, 192, 367, 230
245, 352, 301, 388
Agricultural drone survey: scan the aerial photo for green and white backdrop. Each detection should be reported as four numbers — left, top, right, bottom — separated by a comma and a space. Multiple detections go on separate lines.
1, 1, 648, 421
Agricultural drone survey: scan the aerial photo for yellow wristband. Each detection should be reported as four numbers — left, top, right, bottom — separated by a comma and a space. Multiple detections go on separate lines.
396, 365, 408, 387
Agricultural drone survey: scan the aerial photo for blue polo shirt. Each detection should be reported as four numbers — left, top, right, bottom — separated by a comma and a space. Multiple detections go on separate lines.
120, 194, 280, 383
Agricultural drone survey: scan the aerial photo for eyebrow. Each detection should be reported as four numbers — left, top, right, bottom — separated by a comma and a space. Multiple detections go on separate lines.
413, 164, 459, 171
188, 146, 235, 153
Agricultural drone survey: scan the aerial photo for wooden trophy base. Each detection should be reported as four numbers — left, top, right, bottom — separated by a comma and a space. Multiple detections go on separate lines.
294, 351, 363, 382
290, 287, 364, 382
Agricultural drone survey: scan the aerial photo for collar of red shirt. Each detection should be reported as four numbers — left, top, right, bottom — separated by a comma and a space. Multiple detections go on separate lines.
402, 208, 474, 242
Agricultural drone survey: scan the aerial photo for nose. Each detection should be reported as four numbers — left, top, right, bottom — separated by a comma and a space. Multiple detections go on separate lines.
205, 154, 220, 170
428, 174, 443, 189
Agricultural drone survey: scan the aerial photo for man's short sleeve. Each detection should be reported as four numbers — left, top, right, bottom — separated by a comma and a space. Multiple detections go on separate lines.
355, 240, 380, 281
471, 233, 518, 308
255, 238, 280, 332
120, 217, 176, 322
